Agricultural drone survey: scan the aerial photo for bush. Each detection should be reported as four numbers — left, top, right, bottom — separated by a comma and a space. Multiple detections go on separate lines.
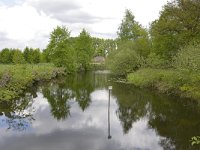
106, 40, 147, 76
0, 64, 65, 101
106, 48, 143, 76
173, 44, 200, 71
145, 53, 170, 69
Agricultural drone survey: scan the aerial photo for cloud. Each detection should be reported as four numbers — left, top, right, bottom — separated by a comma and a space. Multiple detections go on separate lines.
0, 3, 60, 49
0, 0, 168, 49
27, 0, 106, 24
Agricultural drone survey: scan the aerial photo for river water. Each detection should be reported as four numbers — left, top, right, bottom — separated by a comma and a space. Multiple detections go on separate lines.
0, 71, 200, 150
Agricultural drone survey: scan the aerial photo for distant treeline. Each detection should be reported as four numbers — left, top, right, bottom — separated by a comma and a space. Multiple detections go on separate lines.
0, 35, 116, 70
0, 47, 41, 64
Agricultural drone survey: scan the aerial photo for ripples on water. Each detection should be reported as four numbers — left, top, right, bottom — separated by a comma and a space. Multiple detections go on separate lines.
0, 71, 200, 150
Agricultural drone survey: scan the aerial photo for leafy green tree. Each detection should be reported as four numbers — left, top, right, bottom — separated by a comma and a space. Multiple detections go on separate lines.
32, 48, 41, 64
23, 47, 30, 63
92, 38, 117, 57
76, 29, 94, 70
150, 0, 200, 59
46, 26, 76, 72
106, 9, 150, 75
117, 9, 149, 42
0, 48, 12, 64
117, 9, 150, 57
23, 47, 41, 64
12, 49, 25, 64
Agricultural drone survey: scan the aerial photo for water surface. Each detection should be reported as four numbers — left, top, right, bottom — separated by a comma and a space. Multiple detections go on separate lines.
0, 71, 200, 150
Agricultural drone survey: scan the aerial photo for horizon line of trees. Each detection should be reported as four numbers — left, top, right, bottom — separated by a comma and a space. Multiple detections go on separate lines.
0, 34, 117, 67
0, 47, 42, 64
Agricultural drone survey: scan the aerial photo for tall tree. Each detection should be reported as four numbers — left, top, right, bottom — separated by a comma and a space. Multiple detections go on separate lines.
117, 9, 150, 57
46, 26, 76, 72
76, 29, 94, 70
150, 0, 200, 59
117, 9, 148, 41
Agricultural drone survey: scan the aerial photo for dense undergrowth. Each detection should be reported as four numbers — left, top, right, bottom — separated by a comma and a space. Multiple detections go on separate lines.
127, 68, 200, 100
0, 64, 65, 101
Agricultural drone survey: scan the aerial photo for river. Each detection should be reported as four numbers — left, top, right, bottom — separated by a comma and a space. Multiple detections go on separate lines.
0, 71, 200, 150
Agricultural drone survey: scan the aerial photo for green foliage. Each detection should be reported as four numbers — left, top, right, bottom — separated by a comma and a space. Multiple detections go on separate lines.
128, 68, 200, 99
46, 26, 76, 72
23, 47, 30, 62
0, 64, 65, 101
107, 9, 150, 76
0, 48, 12, 64
12, 49, 25, 64
173, 43, 200, 71
117, 9, 150, 57
76, 29, 94, 71
150, 0, 200, 59
23, 47, 41, 64
191, 136, 200, 146
106, 41, 144, 76
92, 38, 117, 57
118, 9, 145, 41
145, 53, 169, 69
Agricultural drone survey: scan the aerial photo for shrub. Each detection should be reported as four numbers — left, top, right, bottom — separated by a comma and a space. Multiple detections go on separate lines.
145, 53, 170, 69
173, 44, 200, 71
106, 40, 147, 76
106, 48, 143, 76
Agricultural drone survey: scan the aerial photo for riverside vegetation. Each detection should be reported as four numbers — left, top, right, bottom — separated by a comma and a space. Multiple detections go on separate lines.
106, 0, 200, 102
1, 0, 200, 103
0, 64, 65, 101
1, 0, 200, 102
0, 0, 200, 146
0, 29, 115, 101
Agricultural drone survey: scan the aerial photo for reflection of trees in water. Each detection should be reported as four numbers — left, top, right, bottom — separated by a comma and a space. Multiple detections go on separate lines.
112, 83, 148, 134
112, 82, 200, 149
0, 90, 36, 131
42, 85, 71, 121
42, 72, 109, 120
148, 96, 200, 150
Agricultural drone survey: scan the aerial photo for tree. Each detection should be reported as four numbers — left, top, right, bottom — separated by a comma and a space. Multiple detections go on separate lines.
23, 47, 30, 63
106, 9, 150, 75
117, 9, 150, 57
117, 9, 148, 41
12, 49, 25, 64
76, 29, 94, 71
46, 26, 76, 72
150, 0, 200, 59
32, 48, 41, 64
106, 42, 143, 76
0, 48, 12, 64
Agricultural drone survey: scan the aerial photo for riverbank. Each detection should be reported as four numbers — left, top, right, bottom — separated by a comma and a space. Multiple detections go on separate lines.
0, 64, 65, 101
127, 68, 200, 101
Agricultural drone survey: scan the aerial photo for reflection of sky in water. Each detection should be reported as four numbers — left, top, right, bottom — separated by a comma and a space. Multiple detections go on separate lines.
0, 89, 164, 150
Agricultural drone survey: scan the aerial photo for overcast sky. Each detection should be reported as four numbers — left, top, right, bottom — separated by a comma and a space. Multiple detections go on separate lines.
0, 0, 168, 50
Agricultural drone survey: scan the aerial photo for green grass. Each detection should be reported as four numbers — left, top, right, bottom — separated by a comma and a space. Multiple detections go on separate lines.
0, 64, 65, 101
127, 68, 200, 100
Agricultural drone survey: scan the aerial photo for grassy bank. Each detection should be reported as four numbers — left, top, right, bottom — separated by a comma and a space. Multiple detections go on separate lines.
127, 68, 200, 100
0, 64, 65, 101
